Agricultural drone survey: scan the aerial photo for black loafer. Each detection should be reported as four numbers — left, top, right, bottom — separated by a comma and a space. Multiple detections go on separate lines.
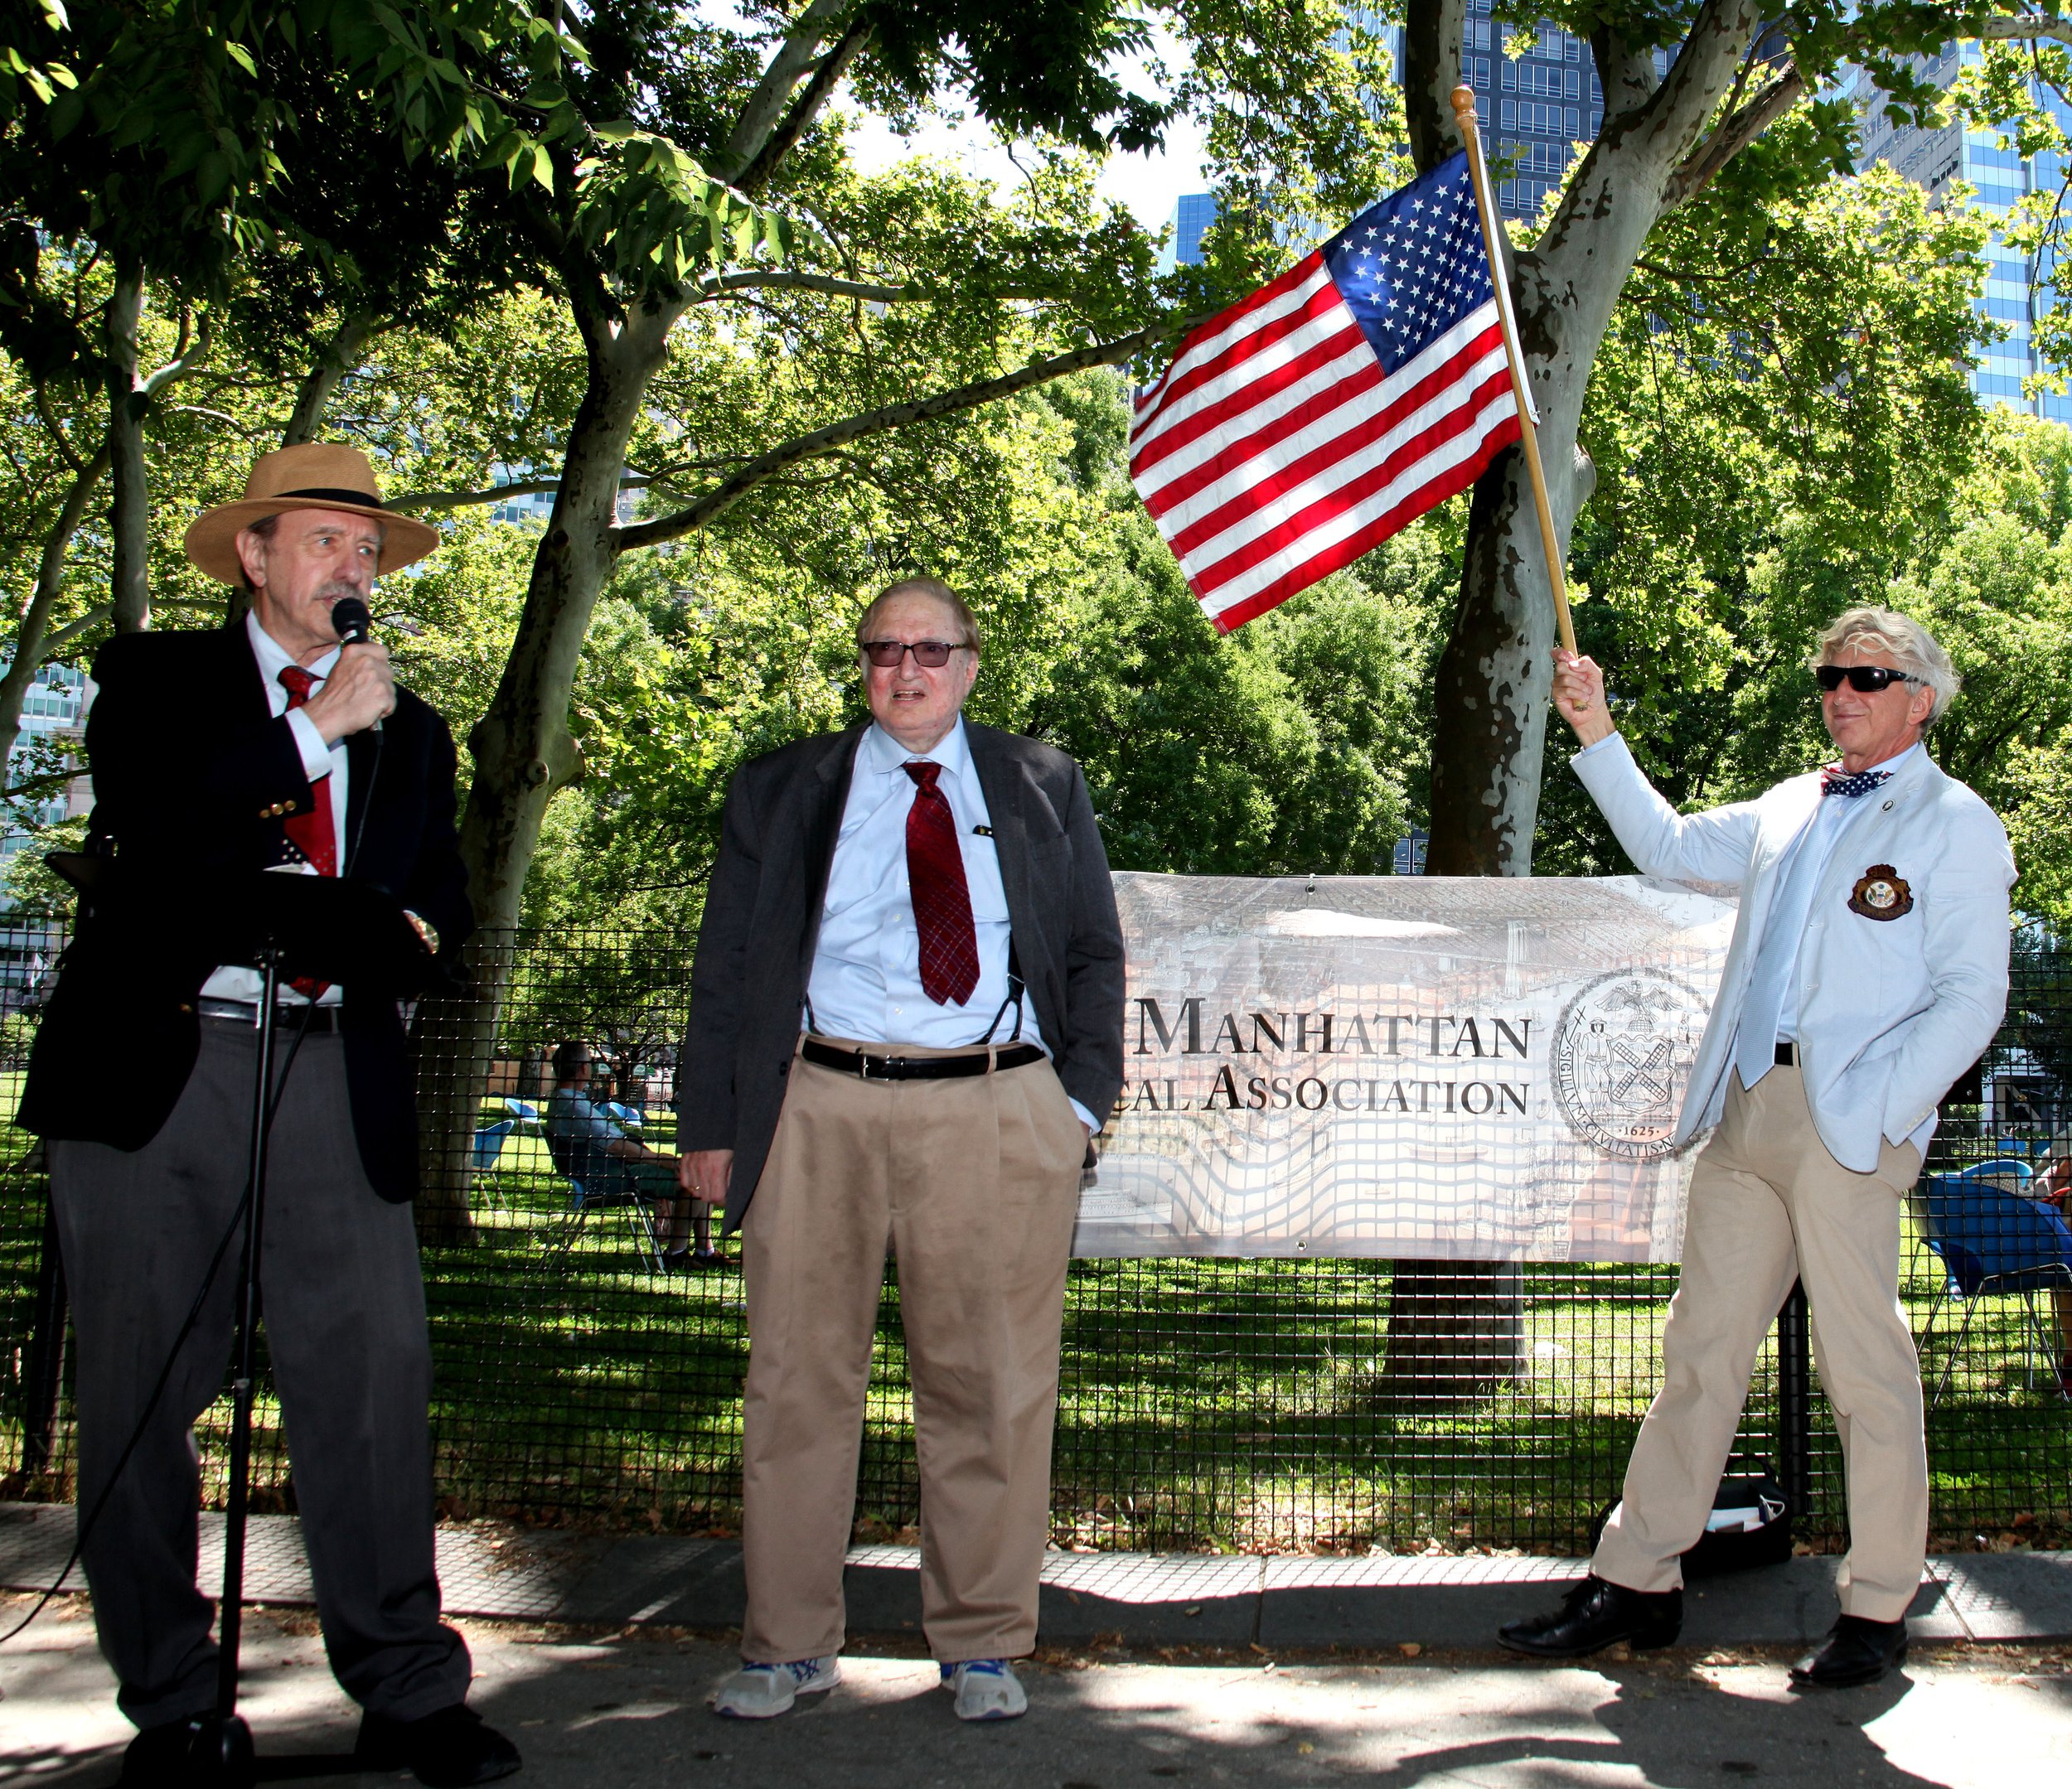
1498, 1574, 1683, 1657
121, 1713, 251, 1785
1789, 1615, 1907, 1689
355, 1704, 522, 1786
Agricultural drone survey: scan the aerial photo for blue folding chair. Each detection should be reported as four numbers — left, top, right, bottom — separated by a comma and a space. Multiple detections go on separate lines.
599, 1100, 644, 1129
470, 1119, 516, 1210
1914, 1174, 2072, 1404
502, 1097, 541, 1124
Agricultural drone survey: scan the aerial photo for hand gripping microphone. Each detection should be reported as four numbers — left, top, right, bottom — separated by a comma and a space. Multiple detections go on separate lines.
330, 597, 380, 734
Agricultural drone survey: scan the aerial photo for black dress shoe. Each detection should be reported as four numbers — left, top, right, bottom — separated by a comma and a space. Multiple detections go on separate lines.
121, 1715, 207, 1784
121, 1713, 252, 1785
355, 1704, 521, 1787
1789, 1615, 1907, 1688
1498, 1574, 1683, 1657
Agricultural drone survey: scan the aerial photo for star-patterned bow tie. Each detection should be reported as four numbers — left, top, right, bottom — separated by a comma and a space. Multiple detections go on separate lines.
1820, 766, 1894, 800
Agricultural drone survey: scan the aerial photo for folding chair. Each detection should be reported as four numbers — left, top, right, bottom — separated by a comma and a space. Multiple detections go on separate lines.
470, 1118, 516, 1211
539, 1128, 667, 1272
1915, 1173, 2072, 1405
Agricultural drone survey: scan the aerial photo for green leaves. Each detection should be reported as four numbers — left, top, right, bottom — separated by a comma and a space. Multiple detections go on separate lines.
570, 128, 801, 297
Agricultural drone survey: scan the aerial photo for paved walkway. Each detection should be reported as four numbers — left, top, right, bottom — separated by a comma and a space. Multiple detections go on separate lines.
2, 1504, 2067, 1651
2, 1507, 2069, 1786
2, 1597, 2067, 1788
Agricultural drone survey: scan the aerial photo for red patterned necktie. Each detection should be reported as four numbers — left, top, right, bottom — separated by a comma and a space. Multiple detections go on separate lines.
277, 666, 337, 999
903, 762, 979, 1007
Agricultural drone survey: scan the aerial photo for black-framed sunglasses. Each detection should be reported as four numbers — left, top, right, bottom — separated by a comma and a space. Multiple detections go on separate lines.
860, 639, 967, 669
1815, 665, 1920, 694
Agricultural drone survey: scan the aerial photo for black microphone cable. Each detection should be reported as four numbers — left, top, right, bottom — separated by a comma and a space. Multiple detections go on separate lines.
0, 1000, 319, 1647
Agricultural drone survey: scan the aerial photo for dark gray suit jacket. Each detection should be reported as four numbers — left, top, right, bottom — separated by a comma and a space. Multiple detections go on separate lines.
677, 720, 1126, 1231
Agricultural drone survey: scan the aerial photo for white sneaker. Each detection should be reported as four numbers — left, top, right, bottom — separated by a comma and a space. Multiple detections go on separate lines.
942, 1658, 1028, 1721
713, 1655, 840, 1719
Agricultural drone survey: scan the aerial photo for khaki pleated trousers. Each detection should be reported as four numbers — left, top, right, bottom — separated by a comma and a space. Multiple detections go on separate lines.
1594, 1065, 1928, 1621
737, 1037, 1087, 1664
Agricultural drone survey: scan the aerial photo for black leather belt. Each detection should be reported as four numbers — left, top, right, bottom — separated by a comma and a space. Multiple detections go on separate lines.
801, 1040, 1045, 1081
1774, 1039, 1799, 1066
197, 998, 344, 1035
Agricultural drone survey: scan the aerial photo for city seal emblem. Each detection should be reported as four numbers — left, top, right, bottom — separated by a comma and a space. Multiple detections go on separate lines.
1848, 864, 1913, 921
1552, 967, 1710, 1160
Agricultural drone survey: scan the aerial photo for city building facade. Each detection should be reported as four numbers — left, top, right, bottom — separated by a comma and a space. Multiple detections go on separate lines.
1848, 47, 2072, 422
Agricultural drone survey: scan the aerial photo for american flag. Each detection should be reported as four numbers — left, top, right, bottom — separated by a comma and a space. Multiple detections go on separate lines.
1130, 152, 1521, 633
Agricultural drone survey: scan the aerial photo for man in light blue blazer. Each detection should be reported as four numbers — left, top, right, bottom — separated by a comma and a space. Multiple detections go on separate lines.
1501, 607, 2013, 1688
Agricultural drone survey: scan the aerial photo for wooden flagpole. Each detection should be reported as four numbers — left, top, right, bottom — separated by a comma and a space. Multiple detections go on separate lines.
1449, 84, 1576, 657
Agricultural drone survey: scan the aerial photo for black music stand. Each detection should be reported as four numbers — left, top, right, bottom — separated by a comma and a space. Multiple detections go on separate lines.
196, 874, 433, 1784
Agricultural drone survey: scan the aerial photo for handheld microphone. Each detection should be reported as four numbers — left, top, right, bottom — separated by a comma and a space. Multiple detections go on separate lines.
332, 596, 373, 644
330, 596, 381, 734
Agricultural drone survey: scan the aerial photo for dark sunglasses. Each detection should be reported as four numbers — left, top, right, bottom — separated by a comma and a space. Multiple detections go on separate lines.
860, 639, 967, 669
1815, 665, 1920, 694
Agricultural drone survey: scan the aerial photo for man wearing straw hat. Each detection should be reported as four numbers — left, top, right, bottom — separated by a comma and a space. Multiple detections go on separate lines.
1500, 608, 2013, 1689
19, 444, 518, 1783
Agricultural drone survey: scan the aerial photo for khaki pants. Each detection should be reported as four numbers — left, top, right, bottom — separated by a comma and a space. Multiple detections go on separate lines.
1594, 1065, 1927, 1622
738, 1037, 1087, 1664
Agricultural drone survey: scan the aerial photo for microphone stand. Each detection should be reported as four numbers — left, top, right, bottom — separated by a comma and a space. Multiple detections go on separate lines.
195, 941, 284, 1786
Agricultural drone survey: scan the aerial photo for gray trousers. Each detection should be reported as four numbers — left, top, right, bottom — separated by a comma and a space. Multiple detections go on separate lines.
51, 1022, 469, 1729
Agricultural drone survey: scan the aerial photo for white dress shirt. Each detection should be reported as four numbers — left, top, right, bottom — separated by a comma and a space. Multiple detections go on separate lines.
806, 718, 1097, 1131
199, 612, 348, 1007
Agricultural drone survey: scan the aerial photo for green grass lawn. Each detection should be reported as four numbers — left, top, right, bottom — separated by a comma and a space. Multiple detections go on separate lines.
1, 1111, 2066, 1554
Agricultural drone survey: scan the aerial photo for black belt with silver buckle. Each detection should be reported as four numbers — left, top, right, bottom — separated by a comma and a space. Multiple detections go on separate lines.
1774, 1039, 1799, 1066
801, 1040, 1045, 1081
196, 998, 344, 1035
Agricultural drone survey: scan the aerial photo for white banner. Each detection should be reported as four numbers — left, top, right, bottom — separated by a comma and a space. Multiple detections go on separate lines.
1072, 873, 1739, 1263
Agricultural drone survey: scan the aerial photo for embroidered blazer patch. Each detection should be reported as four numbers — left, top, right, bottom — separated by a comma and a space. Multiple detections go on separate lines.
1849, 864, 1914, 921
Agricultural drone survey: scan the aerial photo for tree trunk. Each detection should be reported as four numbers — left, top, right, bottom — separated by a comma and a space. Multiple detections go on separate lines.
1384, 0, 1751, 1397
414, 294, 685, 1244
282, 314, 376, 447
0, 442, 110, 779
104, 270, 150, 635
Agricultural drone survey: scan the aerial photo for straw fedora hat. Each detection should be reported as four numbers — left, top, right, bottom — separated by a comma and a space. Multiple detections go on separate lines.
182, 442, 440, 585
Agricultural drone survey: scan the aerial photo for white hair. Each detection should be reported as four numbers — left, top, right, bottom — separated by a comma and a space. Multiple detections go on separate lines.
1809, 606, 1959, 728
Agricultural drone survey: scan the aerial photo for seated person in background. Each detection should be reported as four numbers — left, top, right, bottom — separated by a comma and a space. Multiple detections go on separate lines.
546, 1041, 719, 1269
2031, 1157, 2072, 1395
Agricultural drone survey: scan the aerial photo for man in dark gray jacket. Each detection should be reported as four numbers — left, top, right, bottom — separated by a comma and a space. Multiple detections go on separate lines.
676, 577, 1125, 1724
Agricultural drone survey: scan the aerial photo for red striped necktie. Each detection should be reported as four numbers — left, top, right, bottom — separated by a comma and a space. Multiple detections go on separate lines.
903, 762, 979, 1006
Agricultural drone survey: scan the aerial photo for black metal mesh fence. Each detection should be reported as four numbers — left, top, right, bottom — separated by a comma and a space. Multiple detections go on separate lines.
1, 923, 2067, 1553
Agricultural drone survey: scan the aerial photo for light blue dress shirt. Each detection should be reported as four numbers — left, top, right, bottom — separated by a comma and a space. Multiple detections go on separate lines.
1733, 741, 1924, 1091
806, 718, 1097, 1131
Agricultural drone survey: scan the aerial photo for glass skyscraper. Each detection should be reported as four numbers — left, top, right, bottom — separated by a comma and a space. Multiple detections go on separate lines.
1162, 9, 1636, 272
1849, 46, 2072, 422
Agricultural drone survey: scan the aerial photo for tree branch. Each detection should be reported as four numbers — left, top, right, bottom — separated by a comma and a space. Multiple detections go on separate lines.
615, 314, 1207, 552
734, 16, 872, 198
283, 312, 380, 447
44, 602, 112, 654
1403, 0, 1472, 174
697, 269, 911, 302
718, 0, 854, 185
1591, 27, 1661, 126
1662, 65, 1806, 210
140, 309, 213, 397
1976, 15, 2072, 46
